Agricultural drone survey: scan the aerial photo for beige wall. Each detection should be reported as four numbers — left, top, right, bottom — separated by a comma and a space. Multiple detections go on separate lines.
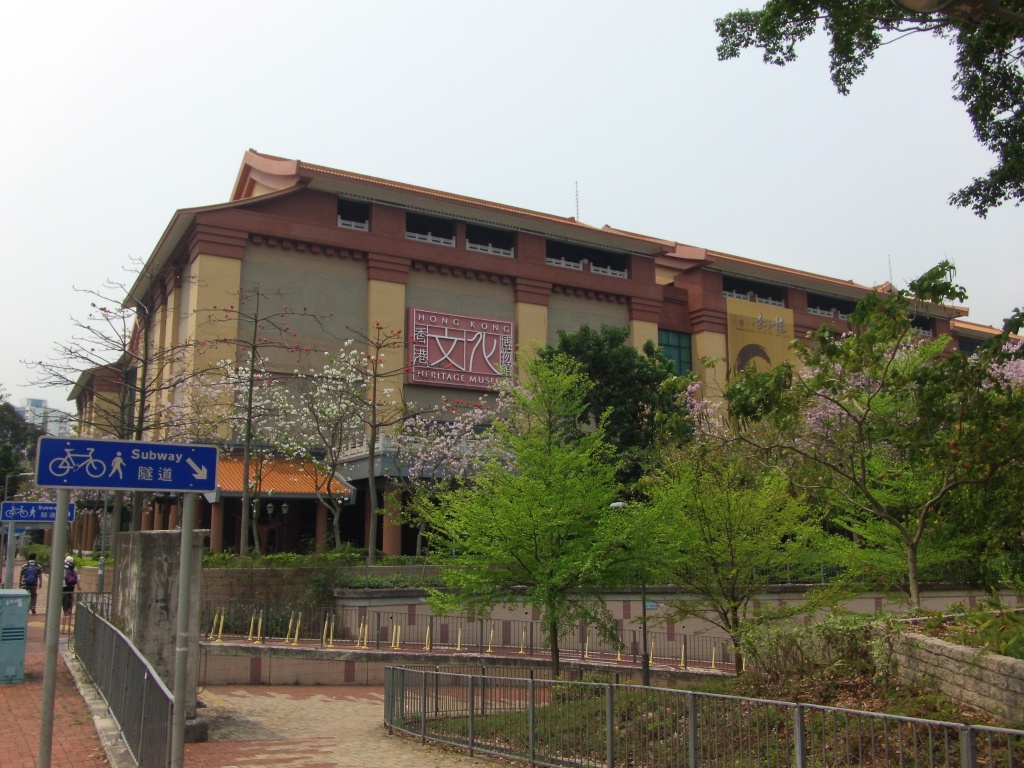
546, 293, 629, 346
693, 330, 728, 399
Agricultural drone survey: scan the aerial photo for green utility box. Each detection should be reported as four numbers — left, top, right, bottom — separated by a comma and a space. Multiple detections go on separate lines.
0, 589, 30, 684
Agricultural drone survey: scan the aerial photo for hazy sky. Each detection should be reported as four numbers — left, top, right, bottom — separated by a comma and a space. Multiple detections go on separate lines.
2, 1, 1020, 409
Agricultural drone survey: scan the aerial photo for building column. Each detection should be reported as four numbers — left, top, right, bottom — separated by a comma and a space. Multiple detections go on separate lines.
168, 503, 179, 530
141, 503, 154, 531
514, 277, 550, 364
315, 503, 328, 553
210, 502, 224, 553
382, 489, 402, 557
154, 503, 167, 531
84, 513, 98, 552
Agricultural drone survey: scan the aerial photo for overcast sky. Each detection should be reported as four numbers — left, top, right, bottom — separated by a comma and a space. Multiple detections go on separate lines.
1, 1, 1020, 409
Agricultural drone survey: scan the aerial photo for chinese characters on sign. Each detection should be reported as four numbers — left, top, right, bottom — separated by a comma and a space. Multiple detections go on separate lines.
407, 308, 514, 392
1, 502, 77, 523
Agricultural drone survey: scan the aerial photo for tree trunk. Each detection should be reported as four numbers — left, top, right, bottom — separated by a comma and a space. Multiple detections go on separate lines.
906, 540, 921, 608
548, 616, 561, 678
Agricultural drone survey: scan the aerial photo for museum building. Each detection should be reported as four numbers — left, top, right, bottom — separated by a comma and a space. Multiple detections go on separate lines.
68, 149, 995, 557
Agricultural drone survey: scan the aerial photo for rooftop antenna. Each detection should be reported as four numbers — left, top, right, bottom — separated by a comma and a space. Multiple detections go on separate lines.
575, 182, 580, 221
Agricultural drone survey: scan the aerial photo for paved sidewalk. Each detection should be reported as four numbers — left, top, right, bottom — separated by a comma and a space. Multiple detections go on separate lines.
0, 584, 110, 768
2, 561, 502, 768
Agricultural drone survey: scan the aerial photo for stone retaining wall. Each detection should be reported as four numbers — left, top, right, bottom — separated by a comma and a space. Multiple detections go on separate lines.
893, 632, 1024, 724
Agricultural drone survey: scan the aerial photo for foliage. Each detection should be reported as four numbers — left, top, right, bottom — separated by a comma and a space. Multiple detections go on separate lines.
723, 262, 1024, 606
922, 595, 1024, 659
389, 393, 509, 555
715, 1, 1024, 217
196, 283, 327, 554
539, 324, 691, 489
646, 440, 827, 649
0, 402, 43, 496
422, 353, 635, 676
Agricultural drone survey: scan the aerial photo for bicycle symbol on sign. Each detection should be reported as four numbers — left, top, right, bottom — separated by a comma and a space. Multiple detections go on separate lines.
48, 447, 107, 479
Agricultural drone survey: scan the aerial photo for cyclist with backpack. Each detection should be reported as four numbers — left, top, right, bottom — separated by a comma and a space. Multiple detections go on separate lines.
20, 554, 44, 614
62, 555, 79, 615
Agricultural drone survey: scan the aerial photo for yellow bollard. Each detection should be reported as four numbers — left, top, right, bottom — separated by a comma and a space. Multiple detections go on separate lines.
711, 645, 717, 670
291, 613, 302, 646
519, 629, 525, 655
255, 610, 264, 645
617, 646, 622, 662
584, 638, 589, 660
247, 611, 257, 642
680, 642, 686, 668
425, 625, 431, 651
328, 616, 335, 648
396, 624, 402, 648
286, 612, 296, 645
650, 639, 655, 665
208, 610, 219, 641
322, 617, 329, 647
456, 627, 462, 652
486, 627, 494, 653
216, 611, 225, 643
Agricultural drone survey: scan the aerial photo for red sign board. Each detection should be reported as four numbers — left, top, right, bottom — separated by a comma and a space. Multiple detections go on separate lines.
407, 308, 514, 391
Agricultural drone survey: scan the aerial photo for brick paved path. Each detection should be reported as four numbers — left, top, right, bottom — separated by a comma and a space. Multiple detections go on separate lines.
1, 557, 503, 768
187, 686, 502, 768
0, 581, 109, 768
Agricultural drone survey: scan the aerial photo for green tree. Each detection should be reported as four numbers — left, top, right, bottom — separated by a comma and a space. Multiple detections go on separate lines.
646, 441, 823, 661
715, 1, 1024, 216
539, 324, 689, 488
724, 262, 1024, 605
1, 401, 43, 498
422, 353, 632, 677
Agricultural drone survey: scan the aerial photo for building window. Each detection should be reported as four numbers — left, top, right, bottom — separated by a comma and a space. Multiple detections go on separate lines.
721, 276, 786, 307
910, 317, 933, 338
337, 198, 370, 231
546, 240, 628, 278
806, 293, 857, 321
466, 224, 515, 257
659, 330, 692, 376
958, 338, 982, 356
406, 213, 455, 247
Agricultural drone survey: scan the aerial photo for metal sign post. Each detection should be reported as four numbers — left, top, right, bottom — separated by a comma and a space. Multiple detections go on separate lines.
2, 503, 76, 589
37, 489, 70, 768
34, 436, 218, 768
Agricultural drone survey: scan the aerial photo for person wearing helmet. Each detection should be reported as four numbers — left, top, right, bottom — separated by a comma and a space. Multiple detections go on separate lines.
62, 555, 79, 615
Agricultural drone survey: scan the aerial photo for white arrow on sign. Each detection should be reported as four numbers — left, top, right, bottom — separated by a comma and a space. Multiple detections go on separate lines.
186, 458, 208, 480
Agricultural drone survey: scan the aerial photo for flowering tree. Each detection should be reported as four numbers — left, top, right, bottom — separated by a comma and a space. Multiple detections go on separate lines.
196, 284, 325, 555
421, 353, 636, 677
725, 262, 1024, 605
388, 394, 510, 555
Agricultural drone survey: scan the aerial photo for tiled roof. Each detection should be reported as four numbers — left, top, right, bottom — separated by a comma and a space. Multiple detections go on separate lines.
215, 456, 344, 497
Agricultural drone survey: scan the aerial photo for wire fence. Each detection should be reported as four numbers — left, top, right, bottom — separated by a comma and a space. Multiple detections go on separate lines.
199, 597, 736, 672
384, 667, 1024, 768
73, 598, 173, 768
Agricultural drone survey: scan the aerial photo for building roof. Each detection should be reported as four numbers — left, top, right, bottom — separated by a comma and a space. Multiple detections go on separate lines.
214, 456, 354, 499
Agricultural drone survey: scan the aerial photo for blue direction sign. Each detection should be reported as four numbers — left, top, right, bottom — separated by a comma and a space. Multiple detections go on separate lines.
36, 437, 218, 493
1, 501, 76, 523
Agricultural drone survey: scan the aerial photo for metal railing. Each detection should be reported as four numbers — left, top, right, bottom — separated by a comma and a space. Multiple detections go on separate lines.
73, 600, 173, 768
200, 597, 736, 671
384, 667, 1024, 768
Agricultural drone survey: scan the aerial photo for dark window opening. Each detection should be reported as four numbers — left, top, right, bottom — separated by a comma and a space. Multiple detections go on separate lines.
406, 213, 455, 246
337, 198, 370, 231
958, 338, 982, 356
466, 224, 515, 257
910, 316, 933, 337
659, 330, 693, 376
721, 276, 786, 306
546, 240, 628, 277
806, 293, 857, 319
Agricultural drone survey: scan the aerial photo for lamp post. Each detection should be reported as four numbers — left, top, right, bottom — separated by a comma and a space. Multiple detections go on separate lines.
3, 472, 34, 589
892, 0, 1024, 25
611, 501, 650, 687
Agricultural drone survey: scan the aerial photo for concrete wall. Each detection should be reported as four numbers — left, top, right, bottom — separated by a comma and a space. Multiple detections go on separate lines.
892, 631, 1024, 724
111, 530, 205, 719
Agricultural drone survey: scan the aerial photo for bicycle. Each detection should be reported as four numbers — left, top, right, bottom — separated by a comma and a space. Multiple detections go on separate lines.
48, 447, 106, 479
